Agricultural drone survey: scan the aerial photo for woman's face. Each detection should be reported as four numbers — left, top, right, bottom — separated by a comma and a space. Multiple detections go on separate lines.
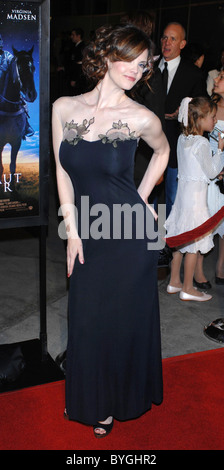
214, 71, 224, 96
107, 49, 149, 90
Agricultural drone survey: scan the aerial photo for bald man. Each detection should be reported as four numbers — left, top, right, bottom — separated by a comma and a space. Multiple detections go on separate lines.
158, 23, 207, 217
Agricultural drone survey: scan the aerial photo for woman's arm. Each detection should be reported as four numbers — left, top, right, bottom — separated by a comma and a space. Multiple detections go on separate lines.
52, 101, 84, 276
137, 110, 170, 209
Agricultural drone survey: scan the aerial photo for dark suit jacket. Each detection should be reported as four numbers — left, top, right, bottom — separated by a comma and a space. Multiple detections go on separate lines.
132, 67, 165, 195
69, 40, 85, 82
68, 41, 87, 95
164, 57, 207, 168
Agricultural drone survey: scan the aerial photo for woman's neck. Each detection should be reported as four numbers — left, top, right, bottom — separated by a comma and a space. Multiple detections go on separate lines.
217, 96, 224, 119
85, 75, 128, 110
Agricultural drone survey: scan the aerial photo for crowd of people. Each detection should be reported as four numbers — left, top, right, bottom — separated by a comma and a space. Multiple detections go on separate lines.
52, 27, 92, 98
52, 10, 224, 438
52, 15, 224, 296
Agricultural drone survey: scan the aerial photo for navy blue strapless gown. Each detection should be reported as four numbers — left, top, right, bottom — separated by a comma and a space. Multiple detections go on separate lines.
59, 135, 163, 425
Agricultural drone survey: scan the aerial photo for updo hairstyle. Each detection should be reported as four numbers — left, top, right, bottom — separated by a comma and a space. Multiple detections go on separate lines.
82, 23, 153, 86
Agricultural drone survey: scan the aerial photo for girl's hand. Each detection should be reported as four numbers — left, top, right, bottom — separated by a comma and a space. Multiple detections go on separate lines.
217, 169, 224, 180
67, 237, 84, 278
218, 133, 224, 151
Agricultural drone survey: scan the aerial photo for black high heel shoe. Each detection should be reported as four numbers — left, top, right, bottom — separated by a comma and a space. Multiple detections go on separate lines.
93, 418, 113, 438
215, 276, 224, 285
193, 278, 212, 290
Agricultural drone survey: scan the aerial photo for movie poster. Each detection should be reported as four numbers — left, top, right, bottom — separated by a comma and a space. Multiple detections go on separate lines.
0, 1, 40, 220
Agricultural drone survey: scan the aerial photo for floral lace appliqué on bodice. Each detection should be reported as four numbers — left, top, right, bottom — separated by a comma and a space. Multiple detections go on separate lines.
63, 118, 137, 147
99, 120, 137, 147
63, 118, 95, 145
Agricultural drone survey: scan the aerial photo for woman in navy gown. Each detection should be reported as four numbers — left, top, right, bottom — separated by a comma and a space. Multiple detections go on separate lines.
52, 24, 169, 438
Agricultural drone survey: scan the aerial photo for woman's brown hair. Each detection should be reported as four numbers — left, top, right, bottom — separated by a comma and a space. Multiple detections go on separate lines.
82, 23, 153, 86
182, 96, 217, 136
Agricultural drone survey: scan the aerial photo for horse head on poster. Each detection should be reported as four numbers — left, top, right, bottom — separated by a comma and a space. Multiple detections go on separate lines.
0, 46, 37, 179
12, 46, 37, 103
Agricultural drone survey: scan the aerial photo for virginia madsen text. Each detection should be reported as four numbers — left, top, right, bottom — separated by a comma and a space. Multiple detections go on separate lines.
7, 10, 36, 21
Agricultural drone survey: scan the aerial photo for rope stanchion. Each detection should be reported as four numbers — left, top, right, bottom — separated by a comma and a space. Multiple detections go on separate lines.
165, 206, 224, 248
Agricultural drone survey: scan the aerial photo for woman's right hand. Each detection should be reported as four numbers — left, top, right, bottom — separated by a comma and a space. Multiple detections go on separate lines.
67, 237, 84, 278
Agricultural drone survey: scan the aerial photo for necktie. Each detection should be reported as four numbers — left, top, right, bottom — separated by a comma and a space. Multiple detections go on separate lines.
162, 61, 168, 94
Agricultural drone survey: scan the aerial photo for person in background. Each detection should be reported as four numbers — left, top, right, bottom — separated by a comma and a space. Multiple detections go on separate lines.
194, 71, 224, 290
68, 27, 86, 95
121, 10, 168, 265
207, 71, 224, 284
181, 42, 205, 69
165, 96, 224, 301
158, 22, 208, 265
207, 46, 224, 96
158, 22, 208, 218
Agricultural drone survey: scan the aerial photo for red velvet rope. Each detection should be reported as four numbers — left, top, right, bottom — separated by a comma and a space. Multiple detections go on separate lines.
165, 206, 224, 248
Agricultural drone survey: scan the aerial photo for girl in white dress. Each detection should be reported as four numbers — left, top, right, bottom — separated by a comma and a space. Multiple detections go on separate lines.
165, 96, 224, 301
208, 71, 224, 284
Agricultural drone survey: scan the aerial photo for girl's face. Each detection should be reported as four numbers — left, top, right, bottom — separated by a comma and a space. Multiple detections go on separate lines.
213, 71, 224, 95
107, 49, 148, 90
199, 109, 217, 134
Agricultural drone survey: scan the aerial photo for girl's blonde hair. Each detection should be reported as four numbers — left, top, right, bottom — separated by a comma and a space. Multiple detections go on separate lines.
182, 96, 217, 136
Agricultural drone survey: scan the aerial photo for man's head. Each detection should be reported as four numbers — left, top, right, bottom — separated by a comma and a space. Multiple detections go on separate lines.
161, 23, 186, 61
71, 28, 84, 44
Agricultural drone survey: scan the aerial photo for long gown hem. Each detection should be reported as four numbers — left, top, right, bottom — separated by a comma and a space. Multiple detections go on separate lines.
65, 398, 163, 426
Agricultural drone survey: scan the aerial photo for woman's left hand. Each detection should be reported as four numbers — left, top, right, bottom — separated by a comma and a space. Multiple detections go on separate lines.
146, 203, 158, 221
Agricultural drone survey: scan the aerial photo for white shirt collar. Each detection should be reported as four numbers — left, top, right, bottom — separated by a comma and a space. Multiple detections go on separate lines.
160, 55, 181, 71
159, 55, 181, 93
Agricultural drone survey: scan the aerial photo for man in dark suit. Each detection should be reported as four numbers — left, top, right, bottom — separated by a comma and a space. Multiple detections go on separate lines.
121, 10, 165, 204
158, 22, 207, 217
68, 27, 86, 95
121, 10, 167, 265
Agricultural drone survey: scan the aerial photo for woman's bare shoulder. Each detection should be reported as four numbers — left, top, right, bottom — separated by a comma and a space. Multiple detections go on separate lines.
127, 96, 156, 119
126, 97, 159, 135
53, 95, 83, 111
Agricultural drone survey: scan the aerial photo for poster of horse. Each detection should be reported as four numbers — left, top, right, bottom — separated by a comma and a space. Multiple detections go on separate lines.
0, 1, 40, 219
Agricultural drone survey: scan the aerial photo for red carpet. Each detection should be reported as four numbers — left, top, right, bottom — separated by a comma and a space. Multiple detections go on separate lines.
1, 348, 224, 451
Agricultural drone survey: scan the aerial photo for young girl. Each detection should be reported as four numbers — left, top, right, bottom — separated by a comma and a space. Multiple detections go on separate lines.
165, 96, 224, 301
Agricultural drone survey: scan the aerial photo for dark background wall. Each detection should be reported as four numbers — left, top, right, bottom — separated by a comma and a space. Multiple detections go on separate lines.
50, 0, 224, 74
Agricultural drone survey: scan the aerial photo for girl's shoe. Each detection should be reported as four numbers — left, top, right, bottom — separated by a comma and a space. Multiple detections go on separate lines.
179, 290, 212, 302
167, 284, 182, 294
93, 418, 113, 438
